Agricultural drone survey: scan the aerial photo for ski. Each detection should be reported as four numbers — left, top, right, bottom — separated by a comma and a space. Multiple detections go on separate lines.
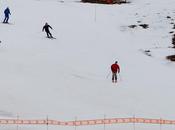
1, 22, 13, 25
46, 37, 56, 40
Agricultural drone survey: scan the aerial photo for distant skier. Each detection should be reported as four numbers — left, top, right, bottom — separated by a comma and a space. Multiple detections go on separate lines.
42, 22, 53, 38
111, 61, 120, 83
3, 7, 11, 23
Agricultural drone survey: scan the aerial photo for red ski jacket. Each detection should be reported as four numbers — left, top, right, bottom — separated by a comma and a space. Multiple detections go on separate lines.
111, 64, 120, 73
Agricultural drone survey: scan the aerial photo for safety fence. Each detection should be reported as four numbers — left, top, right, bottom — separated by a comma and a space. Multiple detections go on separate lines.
0, 117, 175, 126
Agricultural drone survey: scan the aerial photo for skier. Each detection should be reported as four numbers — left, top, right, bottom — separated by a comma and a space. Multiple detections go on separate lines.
111, 61, 120, 83
3, 7, 11, 23
42, 22, 53, 38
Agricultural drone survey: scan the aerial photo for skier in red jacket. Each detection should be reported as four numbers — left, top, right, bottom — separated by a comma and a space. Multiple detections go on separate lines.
111, 61, 120, 83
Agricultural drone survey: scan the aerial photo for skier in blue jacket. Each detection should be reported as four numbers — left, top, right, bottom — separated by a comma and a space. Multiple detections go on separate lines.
3, 7, 11, 23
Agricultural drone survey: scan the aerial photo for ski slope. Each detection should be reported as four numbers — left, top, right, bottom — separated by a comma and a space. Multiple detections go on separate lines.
0, 0, 175, 130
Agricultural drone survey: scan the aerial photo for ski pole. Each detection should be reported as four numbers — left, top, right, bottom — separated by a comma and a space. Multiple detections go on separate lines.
118, 73, 122, 82
106, 71, 111, 79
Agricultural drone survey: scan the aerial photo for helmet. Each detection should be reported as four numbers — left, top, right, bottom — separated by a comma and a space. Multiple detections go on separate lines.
115, 61, 118, 64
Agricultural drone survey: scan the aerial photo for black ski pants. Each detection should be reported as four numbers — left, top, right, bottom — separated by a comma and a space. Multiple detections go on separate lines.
3, 17, 9, 23
46, 31, 52, 38
112, 72, 117, 82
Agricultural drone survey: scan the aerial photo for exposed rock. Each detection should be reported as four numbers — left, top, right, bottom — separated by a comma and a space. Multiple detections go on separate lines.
128, 25, 137, 28
166, 55, 175, 61
172, 34, 175, 46
139, 24, 149, 29
167, 16, 171, 19
137, 21, 141, 23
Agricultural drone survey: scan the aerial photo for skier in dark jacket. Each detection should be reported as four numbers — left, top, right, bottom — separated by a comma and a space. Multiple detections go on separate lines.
42, 23, 53, 38
111, 61, 120, 83
3, 7, 11, 23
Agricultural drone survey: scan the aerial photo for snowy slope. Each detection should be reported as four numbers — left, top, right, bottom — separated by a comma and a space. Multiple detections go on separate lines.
1, 0, 175, 130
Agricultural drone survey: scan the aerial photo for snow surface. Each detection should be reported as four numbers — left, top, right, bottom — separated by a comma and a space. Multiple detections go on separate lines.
1, 0, 175, 130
